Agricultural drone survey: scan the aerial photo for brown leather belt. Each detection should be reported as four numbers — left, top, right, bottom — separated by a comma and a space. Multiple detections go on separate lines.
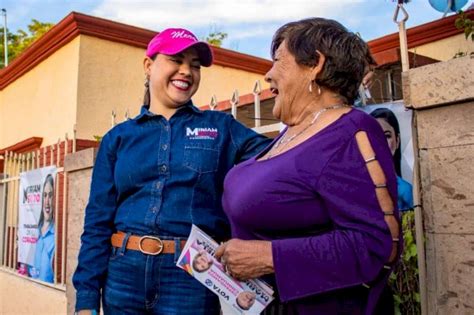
111, 232, 186, 255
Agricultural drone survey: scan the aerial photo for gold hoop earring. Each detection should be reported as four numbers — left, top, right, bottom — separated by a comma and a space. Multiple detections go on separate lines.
311, 81, 322, 96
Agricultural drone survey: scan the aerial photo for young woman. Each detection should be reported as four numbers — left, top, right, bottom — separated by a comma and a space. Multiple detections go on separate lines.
73, 28, 270, 315
371, 107, 414, 211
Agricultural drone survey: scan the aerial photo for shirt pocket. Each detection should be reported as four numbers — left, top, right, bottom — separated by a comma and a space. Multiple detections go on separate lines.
183, 144, 219, 174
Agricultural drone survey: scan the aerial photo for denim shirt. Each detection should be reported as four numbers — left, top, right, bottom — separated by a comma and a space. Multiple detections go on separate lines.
73, 102, 270, 311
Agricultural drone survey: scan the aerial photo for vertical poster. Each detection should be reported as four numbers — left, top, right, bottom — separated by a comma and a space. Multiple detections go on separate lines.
18, 166, 57, 283
360, 101, 414, 211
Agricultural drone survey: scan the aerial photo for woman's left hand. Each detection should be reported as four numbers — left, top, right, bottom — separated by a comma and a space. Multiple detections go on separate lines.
215, 239, 274, 280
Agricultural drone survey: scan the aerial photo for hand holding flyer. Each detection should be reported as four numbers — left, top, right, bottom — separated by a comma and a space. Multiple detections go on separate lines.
176, 225, 274, 314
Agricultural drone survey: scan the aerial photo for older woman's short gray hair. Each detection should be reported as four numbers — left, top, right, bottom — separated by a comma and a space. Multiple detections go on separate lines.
271, 17, 376, 104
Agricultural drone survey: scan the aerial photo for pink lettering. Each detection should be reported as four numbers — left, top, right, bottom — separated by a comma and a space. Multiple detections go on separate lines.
208, 269, 239, 295
171, 30, 197, 41
22, 236, 38, 244
26, 193, 41, 204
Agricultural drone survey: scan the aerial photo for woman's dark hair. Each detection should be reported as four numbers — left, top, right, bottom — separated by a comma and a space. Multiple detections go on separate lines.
370, 108, 402, 176
38, 174, 55, 229
143, 79, 151, 107
143, 55, 158, 106
271, 17, 376, 104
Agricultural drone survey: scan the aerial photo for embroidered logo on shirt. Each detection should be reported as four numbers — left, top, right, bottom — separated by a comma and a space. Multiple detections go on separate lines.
186, 127, 218, 140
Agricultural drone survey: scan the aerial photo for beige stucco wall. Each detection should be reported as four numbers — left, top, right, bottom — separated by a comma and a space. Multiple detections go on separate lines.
403, 56, 474, 314
0, 270, 67, 314
409, 34, 474, 61
75, 36, 144, 141
63, 147, 97, 315
75, 35, 268, 140
196, 64, 268, 106
0, 37, 80, 149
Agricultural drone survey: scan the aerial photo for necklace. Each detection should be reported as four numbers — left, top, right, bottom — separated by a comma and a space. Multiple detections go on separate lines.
266, 104, 346, 159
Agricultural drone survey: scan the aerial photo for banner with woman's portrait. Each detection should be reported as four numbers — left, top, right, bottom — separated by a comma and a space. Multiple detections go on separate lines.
18, 166, 57, 283
361, 101, 415, 211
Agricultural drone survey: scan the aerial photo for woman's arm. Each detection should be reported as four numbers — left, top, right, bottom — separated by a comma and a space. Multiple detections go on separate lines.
228, 116, 272, 163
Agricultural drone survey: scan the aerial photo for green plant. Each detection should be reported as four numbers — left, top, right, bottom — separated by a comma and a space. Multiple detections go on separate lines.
455, 10, 474, 41
93, 135, 102, 142
205, 31, 228, 47
390, 210, 421, 315
0, 19, 54, 68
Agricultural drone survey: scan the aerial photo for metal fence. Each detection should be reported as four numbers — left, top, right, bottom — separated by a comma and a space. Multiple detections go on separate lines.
210, 81, 281, 134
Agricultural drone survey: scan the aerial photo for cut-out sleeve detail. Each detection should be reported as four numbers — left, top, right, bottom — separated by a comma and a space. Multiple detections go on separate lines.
364, 156, 377, 163
355, 131, 399, 263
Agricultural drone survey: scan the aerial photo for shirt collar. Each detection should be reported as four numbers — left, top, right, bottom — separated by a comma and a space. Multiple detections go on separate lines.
134, 100, 203, 122
41, 223, 54, 237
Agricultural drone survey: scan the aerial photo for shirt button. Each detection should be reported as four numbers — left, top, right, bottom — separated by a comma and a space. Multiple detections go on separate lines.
164, 125, 170, 131
155, 181, 162, 189
152, 206, 158, 213
162, 144, 168, 151
161, 165, 167, 172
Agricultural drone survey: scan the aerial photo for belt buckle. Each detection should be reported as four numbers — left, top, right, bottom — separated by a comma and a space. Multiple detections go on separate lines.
138, 235, 164, 255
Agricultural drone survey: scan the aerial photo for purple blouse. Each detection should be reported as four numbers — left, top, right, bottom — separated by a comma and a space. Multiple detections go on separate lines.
222, 109, 400, 314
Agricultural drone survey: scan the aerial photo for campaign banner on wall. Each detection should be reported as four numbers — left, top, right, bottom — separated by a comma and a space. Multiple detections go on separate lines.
360, 101, 415, 211
360, 101, 414, 184
18, 166, 56, 282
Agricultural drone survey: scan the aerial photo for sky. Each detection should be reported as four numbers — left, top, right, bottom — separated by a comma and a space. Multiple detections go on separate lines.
1, 0, 473, 59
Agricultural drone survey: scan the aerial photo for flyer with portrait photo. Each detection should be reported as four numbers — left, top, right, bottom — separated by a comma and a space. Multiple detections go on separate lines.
176, 225, 274, 314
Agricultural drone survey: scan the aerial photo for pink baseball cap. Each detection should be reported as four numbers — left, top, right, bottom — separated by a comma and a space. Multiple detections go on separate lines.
146, 28, 214, 67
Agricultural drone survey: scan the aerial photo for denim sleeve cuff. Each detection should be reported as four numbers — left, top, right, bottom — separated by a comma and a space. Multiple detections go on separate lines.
75, 291, 100, 312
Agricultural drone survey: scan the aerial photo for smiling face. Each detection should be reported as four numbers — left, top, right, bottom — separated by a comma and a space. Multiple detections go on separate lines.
144, 47, 201, 115
195, 254, 209, 270
192, 251, 213, 272
264, 41, 315, 125
236, 291, 256, 310
42, 181, 54, 222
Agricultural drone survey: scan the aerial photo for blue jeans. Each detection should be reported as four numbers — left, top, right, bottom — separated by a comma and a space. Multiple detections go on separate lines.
102, 238, 220, 315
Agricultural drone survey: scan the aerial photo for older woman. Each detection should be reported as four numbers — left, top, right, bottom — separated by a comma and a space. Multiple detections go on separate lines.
216, 18, 401, 314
